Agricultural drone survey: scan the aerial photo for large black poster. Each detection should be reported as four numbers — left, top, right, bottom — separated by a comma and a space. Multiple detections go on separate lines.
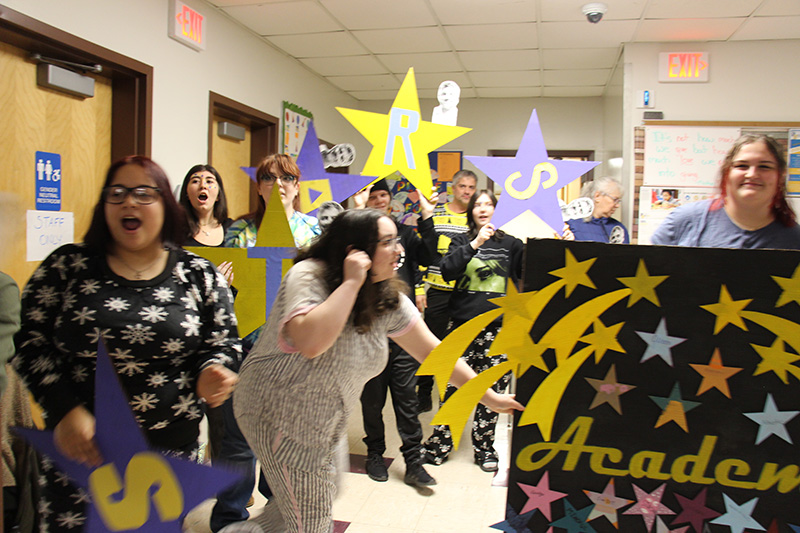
503, 239, 800, 533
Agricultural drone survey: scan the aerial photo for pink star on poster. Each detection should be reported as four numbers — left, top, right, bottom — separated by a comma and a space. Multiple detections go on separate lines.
583, 478, 632, 528
623, 483, 676, 532
655, 517, 690, 533
466, 110, 599, 232
672, 487, 720, 533
518, 471, 567, 520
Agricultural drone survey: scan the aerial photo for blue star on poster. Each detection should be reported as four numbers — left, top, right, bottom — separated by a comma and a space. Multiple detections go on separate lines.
465, 110, 599, 232
295, 120, 376, 216
14, 341, 241, 532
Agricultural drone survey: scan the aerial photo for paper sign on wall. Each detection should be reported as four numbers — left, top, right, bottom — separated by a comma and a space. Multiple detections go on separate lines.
27, 210, 73, 261
644, 127, 739, 187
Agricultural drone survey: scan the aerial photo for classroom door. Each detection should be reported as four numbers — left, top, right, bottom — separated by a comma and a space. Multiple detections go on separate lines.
0, 40, 112, 289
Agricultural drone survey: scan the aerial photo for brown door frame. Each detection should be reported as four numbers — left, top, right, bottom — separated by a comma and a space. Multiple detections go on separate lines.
208, 92, 279, 212
0, 5, 153, 159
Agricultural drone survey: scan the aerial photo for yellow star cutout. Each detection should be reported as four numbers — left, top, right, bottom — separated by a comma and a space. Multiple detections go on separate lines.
548, 249, 596, 297
579, 319, 625, 363
772, 264, 800, 308
488, 282, 536, 320
752, 338, 800, 384
616, 259, 668, 307
700, 285, 751, 334
336, 68, 471, 199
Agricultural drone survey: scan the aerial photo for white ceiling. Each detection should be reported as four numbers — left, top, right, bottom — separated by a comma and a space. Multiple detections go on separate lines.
207, 0, 800, 100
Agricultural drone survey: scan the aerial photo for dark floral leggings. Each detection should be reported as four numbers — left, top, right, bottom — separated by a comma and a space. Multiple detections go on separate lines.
422, 323, 512, 464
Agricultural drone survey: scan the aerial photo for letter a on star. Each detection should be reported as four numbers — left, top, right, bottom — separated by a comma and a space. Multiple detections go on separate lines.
337, 68, 471, 199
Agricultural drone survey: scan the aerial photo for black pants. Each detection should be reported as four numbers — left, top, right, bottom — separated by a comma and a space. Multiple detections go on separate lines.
418, 287, 452, 397
360, 342, 423, 464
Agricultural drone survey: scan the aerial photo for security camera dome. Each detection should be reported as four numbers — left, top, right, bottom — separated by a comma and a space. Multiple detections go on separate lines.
581, 2, 608, 23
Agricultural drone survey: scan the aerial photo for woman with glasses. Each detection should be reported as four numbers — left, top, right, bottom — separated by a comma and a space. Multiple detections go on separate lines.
567, 176, 630, 244
224, 154, 320, 249
12, 156, 242, 532
230, 209, 522, 533
651, 134, 800, 249
421, 190, 523, 473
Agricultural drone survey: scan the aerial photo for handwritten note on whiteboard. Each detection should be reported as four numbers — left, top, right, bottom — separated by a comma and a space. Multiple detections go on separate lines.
644, 126, 740, 187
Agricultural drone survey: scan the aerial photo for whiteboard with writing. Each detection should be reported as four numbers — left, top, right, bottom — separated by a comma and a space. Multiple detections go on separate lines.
644, 126, 740, 187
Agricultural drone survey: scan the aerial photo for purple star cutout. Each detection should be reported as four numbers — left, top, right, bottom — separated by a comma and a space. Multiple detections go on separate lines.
296, 120, 376, 216
490, 503, 536, 532
240, 166, 257, 183
518, 471, 567, 519
672, 488, 720, 533
623, 483, 675, 532
14, 341, 242, 532
466, 110, 599, 231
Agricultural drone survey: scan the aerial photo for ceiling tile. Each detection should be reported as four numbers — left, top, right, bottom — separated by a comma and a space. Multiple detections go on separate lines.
347, 89, 405, 101
299, 55, 389, 76
445, 23, 538, 51
378, 52, 462, 74
351, 27, 451, 54
471, 70, 541, 87
730, 16, 800, 40
459, 50, 541, 71
543, 86, 604, 97
429, 0, 536, 24
540, 0, 648, 21
475, 86, 543, 97
414, 71, 472, 89
326, 74, 401, 92
634, 18, 745, 41
540, 20, 637, 48
267, 32, 365, 58
756, 0, 800, 16
320, 0, 437, 29
223, 2, 340, 35
543, 69, 611, 85
644, 0, 761, 19
541, 48, 619, 69
210, 0, 285, 6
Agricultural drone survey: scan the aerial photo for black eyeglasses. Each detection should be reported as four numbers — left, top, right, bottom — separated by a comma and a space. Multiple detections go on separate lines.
103, 185, 161, 205
260, 174, 297, 184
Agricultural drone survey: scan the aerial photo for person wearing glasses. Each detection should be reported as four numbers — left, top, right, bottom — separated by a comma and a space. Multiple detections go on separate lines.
567, 176, 630, 244
229, 209, 523, 533
213, 154, 318, 531
224, 154, 320, 249
12, 156, 241, 532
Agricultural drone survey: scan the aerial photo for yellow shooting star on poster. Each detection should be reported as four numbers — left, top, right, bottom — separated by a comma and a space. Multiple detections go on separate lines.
336, 68, 471, 200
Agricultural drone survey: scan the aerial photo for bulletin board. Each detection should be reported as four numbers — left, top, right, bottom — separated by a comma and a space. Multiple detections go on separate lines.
633, 121, 800, 244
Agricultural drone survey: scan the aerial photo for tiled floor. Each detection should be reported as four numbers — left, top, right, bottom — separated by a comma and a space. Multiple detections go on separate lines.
183, 395, 512, 532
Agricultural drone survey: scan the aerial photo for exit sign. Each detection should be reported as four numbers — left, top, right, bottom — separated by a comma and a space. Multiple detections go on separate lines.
169, 0, 206, 51
658, 52, 709, 82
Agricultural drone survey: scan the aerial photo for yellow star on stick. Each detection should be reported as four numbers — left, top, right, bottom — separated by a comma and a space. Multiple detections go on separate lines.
772, 263, 800, 307
617, 259, 668, 307
336, 68, 471, 200
548, 249, 596, 297
700, 285, 751, 334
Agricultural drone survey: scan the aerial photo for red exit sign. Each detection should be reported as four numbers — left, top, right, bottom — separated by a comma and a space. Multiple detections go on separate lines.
658, 52, 709, 82
169, 0, 206, 51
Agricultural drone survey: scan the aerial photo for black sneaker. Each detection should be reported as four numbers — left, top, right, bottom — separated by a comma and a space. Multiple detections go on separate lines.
475, 451, 499, 473
365, 454, 388, 482
404, 463, 437, 488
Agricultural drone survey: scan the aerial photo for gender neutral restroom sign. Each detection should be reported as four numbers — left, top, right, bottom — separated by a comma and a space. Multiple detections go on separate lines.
35, 151, 62, 211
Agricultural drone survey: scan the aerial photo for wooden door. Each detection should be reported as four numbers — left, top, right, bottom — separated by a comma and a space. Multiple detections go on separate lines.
210, 115, 251, 220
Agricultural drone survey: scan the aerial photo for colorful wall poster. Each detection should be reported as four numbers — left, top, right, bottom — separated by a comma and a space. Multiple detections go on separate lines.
501, 239, 800, 532
787, 129, 800, 198
637, 187, 714, 245
282, 101, 313, 158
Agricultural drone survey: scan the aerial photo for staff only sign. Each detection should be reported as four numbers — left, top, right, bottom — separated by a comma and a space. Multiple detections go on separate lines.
503, 239, 800, 532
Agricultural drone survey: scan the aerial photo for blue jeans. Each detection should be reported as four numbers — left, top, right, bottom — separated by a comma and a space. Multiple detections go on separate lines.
209, 394, 271, 532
